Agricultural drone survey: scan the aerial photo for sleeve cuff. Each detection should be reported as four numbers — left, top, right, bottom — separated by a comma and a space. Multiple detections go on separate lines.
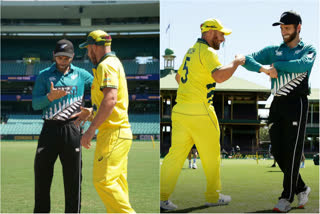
211, 65, 222, 74
100, 85, 118, 91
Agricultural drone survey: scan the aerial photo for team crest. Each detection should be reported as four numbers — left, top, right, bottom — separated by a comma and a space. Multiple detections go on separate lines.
49, 76, 56, 82
275, 50, 283, 56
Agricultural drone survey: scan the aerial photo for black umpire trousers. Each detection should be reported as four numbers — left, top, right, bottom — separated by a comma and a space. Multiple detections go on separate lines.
269, 95, 308, 203
34, 119, 82, 213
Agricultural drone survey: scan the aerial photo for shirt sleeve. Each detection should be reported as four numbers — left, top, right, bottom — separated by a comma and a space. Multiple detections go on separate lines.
242, 46, 276, 72
32, 73, 51, 110
273, 45, 317, 73
202, 48, 222, 74
97, 63, 119, 91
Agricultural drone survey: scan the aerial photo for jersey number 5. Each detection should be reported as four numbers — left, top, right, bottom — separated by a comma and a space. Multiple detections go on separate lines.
181, 57, 190, 84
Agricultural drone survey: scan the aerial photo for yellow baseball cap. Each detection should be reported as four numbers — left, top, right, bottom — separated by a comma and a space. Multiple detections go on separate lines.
79, 30, 112, 49
200, 18, 232, 35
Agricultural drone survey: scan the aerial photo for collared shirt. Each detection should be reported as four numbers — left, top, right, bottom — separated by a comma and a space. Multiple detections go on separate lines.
32, 63, 93, 120
175, 38, 222, 114
91, 52, 131, 132
243, 40, 316, 96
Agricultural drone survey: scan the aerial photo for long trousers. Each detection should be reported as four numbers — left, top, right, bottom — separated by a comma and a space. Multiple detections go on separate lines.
93, 127, 135, 213
34, 119, 82, 213
161, 104, 221, 203
269, 95, 308, 202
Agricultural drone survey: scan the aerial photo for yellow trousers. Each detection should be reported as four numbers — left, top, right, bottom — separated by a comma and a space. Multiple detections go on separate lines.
93, 127, 135, 213
160, 104, 221, 203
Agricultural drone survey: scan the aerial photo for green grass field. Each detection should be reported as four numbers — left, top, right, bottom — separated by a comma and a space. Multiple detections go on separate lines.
1, 140, 159, 213
160, 158, 319, 213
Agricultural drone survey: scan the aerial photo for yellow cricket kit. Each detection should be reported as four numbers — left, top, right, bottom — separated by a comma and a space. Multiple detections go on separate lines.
91, 52, 134, 213
91, 52, 131, 130
161, 39, 223, 203
175, 38, 222, 113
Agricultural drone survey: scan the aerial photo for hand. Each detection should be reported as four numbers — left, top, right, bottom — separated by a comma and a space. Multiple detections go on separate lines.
47, 82, 67, 102
81, 127, 96, 149
269, 64, 278, 78
234, 54, 246, 65
71, 107, 93, 127
260, 65, 278, 78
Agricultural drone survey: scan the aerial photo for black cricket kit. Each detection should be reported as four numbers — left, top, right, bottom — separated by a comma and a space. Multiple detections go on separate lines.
32, 43, 93, 213
269, 59, 313, 202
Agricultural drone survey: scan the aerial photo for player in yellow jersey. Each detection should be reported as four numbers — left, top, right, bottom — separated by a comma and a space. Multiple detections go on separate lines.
160, 18, 245, 210
74, 30, 135, 213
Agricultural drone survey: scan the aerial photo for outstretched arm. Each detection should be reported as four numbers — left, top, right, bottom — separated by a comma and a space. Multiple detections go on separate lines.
212, 54, 245, 83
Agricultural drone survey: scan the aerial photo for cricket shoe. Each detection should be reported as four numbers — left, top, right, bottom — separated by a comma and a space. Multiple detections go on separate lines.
160, 200, 177, 211
273, 198, 291, 213
297, 186, 311, 208
189, 163, 192, 168
192, 163, 197, 169
205, 194, 231, 206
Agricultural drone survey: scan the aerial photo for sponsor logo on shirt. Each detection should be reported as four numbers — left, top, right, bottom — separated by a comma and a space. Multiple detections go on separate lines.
55, 86, 78, 95
49, 76, 56, 82
71, 74, 78, 80
275, 50, 283, 56
103, 78, 111, 83
294, 49, 302, 54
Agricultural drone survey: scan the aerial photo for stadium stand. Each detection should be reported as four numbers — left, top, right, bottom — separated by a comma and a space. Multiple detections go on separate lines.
33, 62, 53, 75
1, 62, 27, 75
122, 60, 139, 75
1, 114, 159, 136
31, 60, 140, 76
146, 61, 159, 74
1, 114, 43, 135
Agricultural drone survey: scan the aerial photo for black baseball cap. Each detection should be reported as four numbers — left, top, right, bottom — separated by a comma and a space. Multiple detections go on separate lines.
272, 11, 302, 26
54, 39, 74, 58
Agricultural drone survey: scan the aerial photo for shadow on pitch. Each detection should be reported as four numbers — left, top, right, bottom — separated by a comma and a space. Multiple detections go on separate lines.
247, 206, 302, 213
161, 205, 208, 213
266, 170, 282, 173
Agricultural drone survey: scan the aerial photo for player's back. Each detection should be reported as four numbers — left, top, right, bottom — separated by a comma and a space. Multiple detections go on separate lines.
174, 39, 221, 114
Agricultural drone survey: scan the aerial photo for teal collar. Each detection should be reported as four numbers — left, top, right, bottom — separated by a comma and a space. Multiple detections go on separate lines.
51, 63, 75, 75
95, 51, 116, 68
197, 38, 210, 46
280, 40, 304, 49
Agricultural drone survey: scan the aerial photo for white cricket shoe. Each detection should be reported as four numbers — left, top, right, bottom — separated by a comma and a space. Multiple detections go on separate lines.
160, 200, 177, 211
205, 193, 231, 206
297, 186, 311, 208
273, 198, 291, 213
192, 163, 197, 169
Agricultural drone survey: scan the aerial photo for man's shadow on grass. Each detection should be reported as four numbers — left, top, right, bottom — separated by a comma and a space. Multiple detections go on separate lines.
247, 206, 302, 213
161, 205, 208, 213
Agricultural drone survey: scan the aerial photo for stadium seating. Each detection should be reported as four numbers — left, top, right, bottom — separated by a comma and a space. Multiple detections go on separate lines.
2, 37, 159, 61
1, 114, 159, 135
146, 61, 159, 74
72, 61, 94, 74
1, 114, 43, 135
122, 61, 139, 75
1, 62, 27, 75
33, 62, 53, 75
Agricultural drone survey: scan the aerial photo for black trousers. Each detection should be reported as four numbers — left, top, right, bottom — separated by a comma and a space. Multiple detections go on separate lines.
34, 119, 82, 213
269, 95, 308, 203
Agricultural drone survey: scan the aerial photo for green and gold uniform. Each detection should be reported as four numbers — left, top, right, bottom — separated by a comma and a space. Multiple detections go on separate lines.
161, 38, 224, 203
91, 52, 135, 213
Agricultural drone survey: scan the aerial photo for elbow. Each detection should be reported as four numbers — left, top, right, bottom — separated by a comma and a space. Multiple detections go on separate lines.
212, 74, 225, 83
214, 77, 224, 83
